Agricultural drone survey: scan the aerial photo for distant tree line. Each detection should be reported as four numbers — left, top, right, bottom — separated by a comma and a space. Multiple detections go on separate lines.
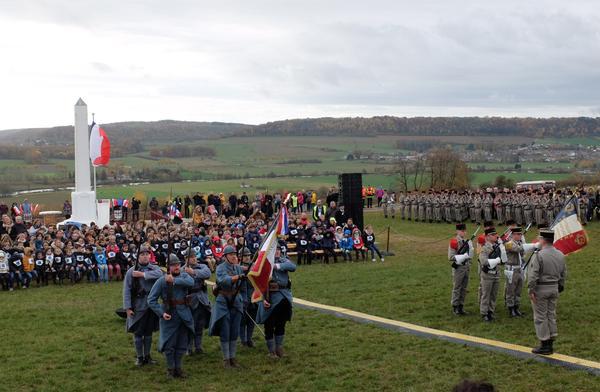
240, 116, 600, 138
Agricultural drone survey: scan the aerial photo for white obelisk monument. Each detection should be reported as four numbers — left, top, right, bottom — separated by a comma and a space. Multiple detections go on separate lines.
70, 98, 97, 223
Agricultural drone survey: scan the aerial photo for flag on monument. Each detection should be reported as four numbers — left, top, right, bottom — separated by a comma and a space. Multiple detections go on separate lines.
248, 205, 289, 303
89, 122, 111, 167
551, 197, 588, 255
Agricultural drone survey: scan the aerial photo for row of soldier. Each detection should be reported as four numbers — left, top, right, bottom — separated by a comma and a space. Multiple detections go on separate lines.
123, 242, 296, 379
397, 188, 595, 226
448, 221, 566, 355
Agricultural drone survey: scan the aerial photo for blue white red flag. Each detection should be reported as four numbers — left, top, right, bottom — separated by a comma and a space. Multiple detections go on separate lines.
551, 197, 588, 255
169, 202, 182, 219
277, 204, 289, 235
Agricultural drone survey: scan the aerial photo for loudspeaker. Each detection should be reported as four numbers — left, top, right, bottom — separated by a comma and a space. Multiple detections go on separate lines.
338, 173, 364, 231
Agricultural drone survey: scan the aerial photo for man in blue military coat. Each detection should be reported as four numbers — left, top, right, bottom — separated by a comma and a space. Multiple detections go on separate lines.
122, 245, 163, 366
147, 254, 194, 378
239, 247, 257, 348
256, 242, 296, 358
208, 245, 245, 368
183, 251, 212, 355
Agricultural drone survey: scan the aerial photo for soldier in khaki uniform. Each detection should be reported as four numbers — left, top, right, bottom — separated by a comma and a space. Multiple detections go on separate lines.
503, 227, 537, 317
527, 229, 567, 355
478, 227, 506, 322
448, 223, 474, 316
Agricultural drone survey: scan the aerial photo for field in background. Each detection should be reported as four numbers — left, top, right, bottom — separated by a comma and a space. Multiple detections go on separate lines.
0, 212, 598, 391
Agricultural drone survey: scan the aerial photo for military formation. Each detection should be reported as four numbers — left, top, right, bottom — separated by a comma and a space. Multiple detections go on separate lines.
448, 221, 567, 355
398, 188, 596, 226
123, 243, 296, 378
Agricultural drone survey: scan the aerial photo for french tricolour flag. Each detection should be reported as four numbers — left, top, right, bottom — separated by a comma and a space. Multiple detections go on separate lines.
277, 204, 289, 235
551, 197, 588, 255
89, 122, 111, 167
169, 202, 182, 219
247, 204, 289, 303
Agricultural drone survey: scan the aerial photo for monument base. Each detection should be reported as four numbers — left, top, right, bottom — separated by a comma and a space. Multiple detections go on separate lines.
70, 190, 98, 224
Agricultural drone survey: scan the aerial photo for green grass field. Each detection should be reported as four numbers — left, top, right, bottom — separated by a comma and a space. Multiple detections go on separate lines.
1, 212, 599, 391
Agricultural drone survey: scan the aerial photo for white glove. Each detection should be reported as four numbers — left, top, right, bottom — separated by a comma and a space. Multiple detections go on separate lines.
522, 243, 537, 252
454, 254, 469, 265
468, 241, 474, 258
497, 238, 504, 245
534, 242, 542, 250
499, 244, 508, 264
488, 257, 501, 269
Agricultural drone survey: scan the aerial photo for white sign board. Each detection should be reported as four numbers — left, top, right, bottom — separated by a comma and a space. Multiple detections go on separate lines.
96, 199, 111, 227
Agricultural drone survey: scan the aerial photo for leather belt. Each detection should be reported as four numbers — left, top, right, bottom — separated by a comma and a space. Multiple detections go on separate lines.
537, 281, 558, 285
218, 290, 237, 297
169, 299, 187, 306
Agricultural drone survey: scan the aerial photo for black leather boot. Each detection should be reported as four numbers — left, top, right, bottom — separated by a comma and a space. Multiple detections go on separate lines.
514, 305, 524, 317
457, 305, 468, 315
453, 306, 460, 315
135, 357, 144, 367
532, 340, 553, 355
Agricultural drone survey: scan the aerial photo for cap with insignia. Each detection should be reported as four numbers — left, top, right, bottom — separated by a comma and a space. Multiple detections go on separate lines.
539, 228, 554, 242
511, 226, 523, 233
456, 223, 466, 230
485, 227, 497, 236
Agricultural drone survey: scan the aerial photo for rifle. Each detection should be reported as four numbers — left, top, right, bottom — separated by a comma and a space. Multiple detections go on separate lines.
129, 250, 141, 312
451, 225, 480, 269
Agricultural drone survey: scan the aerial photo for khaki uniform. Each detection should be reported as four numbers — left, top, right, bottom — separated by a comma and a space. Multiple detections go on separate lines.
448, 236, 473, 307
478, 242, 501, 316
527, 246, 567, 341
504, 239, 527, 307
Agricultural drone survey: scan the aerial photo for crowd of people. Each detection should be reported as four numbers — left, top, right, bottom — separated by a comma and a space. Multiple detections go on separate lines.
0, 187, 387, 292
396, 186, 599, 226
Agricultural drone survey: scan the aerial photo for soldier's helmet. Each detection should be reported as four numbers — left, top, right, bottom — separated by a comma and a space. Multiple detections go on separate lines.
168, 254, 181, 265
223, 245, 237, 256
240, 247, 252, 257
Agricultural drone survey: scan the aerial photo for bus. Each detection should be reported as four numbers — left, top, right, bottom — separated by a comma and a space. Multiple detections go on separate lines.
515, 180, 556, 191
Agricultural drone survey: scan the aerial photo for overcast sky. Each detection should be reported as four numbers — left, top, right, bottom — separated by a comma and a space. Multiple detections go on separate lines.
1, 0, 599, 129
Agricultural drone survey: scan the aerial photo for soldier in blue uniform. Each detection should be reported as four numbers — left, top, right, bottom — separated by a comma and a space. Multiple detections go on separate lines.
122, 245, 163, 366
256, 245, 297, 358
208, 245, 246, 368
147, 254, 195, 378
183, 252, 212, 355
239, 247, 258, 348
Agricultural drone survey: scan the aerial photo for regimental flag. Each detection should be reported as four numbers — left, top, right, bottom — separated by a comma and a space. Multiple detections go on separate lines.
247, 205, 289, 303
551, 197, 588, 255
89, 122, 111, 167
248, 227, 279, 303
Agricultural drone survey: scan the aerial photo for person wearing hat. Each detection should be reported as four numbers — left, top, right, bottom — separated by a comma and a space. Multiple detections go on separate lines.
208, 245, 245, 368
256, 244, 297, 358
527, 229, 567, 355
239, 247, 258, 347
122, 244, 163, 367
183, 251, 212, 355
448, 223, 474, 315
478, 226, 506, 322
147, 254, 195, 378
503, 227, 538, 317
